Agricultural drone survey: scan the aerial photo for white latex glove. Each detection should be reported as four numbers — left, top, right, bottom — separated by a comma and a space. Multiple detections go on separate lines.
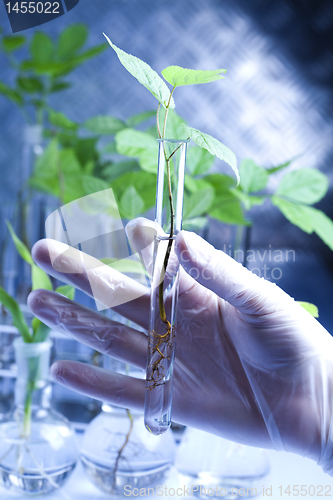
28, 218, 333, 476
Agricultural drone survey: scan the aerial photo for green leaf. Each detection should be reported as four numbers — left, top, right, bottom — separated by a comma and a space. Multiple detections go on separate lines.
32, 318, 50, 343
184, 175, 200, 193
58, 24, 88, 60
232, 190, 265, 211
186, 146, 214, 176
29, 175, 59, 198
75, 138, 98, 167
0, 287, 31, 342
82, 175, 110, 195
276, 168, 328, 205
21, 59, 72, 77
49, 109, 78, 130
184, 177, 213, 193
267, 157, 297, 175
273, 198, 333, 250
209, 201, 249, 226
102, 160, 140, 182
145, 125, 159, 138
17, 76, 43, 94
60, 148, 81, 174
111, 170, 156, 212
162, 66, 226, 87
182, 217, 208, 231
183, 186, 214, 219
298, 301, 319, 318
126, 110, 156, 128
32, 264, 53, 291
100, 258, 147, 276
239, 159, 268, 193
63, 175, 85, 204
83, 161, 95, 175
55, 285, 75, 300
33, 139, 59, 178
272, 196, 313, 233
2, 35, 25, 52
306, 206, 333, 251
103, 34, 174, 109
50, 81, 71, 93
84, 115, 126, 135
205, 174, 249, 226
0, 81, 23, 105
6, 221, 33, 264
120, 185, 145, 219
102, 141, 117, 155
183, 125, 239, 185
115, 129, 158, 173
138, 150, 158, 173
70, 43, 107, 66
30, 32, 53, 63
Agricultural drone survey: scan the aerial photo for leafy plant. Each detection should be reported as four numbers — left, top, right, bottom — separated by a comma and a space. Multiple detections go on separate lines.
0, 24, 107, 124
28, 104, 333, 251
101, 36, 241, 426
1, 221, 75, 342
0, 222, 75, 436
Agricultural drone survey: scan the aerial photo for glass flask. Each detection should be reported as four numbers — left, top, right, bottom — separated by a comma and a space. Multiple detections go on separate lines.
80, 404, 176, 495
0, 337, 78, 495
175, 427, 270, 499
144, 138, 188, 436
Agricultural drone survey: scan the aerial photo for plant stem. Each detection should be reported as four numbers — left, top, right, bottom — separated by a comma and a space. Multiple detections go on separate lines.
157, 103, 162, 139
23, 389, 32, 437
158, 88, 176, 329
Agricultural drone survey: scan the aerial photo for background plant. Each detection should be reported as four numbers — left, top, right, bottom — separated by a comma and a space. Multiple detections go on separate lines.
0, 222, 75, 436
28, 105, 333, 251
0, 24, 107, 125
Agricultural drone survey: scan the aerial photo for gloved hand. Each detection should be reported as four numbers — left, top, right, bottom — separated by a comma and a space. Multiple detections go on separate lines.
28, 218, 333, 475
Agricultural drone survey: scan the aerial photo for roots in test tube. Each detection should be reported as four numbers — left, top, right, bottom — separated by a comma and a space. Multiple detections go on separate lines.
146, 325, 176, 390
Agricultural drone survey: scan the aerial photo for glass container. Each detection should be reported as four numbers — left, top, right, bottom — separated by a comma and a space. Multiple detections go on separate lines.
144, 139, 188, 436
81, 355, 175, 495
80, 404, 176, 495
176, 427, 270, 499
0, 337, 78, 495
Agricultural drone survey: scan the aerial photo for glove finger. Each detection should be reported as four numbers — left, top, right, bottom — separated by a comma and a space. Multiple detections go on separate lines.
31, 239, 150, 328
28, 290, 147, 369
126, 217, 193, 297
175, 230, 293, 316
51, 360, 145, 411
125, 218, 161, 277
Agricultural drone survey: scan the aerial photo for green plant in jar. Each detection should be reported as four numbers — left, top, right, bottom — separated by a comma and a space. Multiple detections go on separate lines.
0, 221, 75, 437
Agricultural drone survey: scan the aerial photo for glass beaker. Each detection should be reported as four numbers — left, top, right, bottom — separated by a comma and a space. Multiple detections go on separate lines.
176, 427, 270, 499
0, 337, 78, 495
81, 404, 176, 495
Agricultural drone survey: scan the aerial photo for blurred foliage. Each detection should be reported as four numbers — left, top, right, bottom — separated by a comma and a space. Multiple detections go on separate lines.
0, 222, 75, 343
0, 24, 107, 124
28, 105, 333, 251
